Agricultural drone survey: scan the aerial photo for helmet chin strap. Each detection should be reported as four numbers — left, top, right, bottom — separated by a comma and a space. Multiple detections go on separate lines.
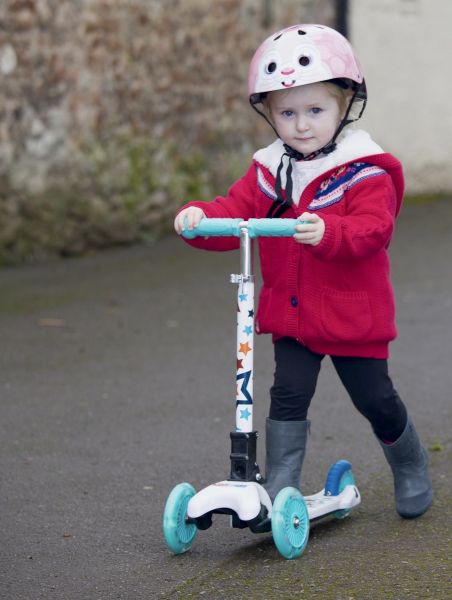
250, 88, 364, 216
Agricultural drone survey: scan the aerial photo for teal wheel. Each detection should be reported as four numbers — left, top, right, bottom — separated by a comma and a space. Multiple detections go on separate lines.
271, 487, 309, 560
163, 483, 198, 554
324, 460, 356, 519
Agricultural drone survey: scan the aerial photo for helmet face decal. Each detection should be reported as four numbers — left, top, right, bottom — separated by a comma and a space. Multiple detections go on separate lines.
256, 36, 331, 92
248, 25, 364, 99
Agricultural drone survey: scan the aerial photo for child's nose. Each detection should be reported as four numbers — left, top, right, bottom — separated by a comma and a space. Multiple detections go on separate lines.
296, 115, 309, 131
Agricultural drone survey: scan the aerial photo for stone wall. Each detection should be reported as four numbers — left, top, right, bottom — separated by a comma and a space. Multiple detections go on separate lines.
0, 0, 335, 263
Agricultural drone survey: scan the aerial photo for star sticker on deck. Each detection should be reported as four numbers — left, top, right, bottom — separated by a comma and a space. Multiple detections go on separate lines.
243, 325, 252, 335
240, 408, 251, 421
239, 342, 252, 356
248, 309, 254, 318
239, 293, 248, 302
236, 358, 244, 370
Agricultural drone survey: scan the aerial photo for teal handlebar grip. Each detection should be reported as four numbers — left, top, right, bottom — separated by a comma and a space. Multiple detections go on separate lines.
181, 218, 243, 239
181, 217, 305, 239
247, 218, 300, 239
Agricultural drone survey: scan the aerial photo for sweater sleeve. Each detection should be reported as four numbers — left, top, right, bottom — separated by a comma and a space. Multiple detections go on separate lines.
307, 174, 398, 262
175, 163, 258, 252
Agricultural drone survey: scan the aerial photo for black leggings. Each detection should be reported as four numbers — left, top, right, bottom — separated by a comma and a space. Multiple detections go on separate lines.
269, 337, 407, 442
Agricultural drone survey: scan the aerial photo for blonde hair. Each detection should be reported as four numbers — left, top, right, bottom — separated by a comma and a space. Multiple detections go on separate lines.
323, 82, 354, 117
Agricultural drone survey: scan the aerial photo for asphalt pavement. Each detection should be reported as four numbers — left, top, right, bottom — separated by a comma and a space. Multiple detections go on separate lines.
1, 198, 451, 599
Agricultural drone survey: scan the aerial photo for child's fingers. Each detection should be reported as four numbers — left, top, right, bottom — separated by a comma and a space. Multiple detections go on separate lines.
174, 208, 205, 234
295, 222, 318, 234
299, 211, 319, 223
174, 214, 184, 233
184, 212, 194, 230
294, 215, 325, 246
294, 231, 318, 242
187, 210, 204, 230
175, 212, 189, 233
174, 210, 191, 233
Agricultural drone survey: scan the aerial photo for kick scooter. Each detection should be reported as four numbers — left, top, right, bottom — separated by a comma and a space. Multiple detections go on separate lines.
163, 218, 361, 560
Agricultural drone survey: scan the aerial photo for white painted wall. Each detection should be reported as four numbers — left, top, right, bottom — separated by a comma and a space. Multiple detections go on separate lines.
350, 0, 452, 193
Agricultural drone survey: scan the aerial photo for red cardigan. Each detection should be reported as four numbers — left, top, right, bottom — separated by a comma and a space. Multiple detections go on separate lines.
178, 152, 404, 358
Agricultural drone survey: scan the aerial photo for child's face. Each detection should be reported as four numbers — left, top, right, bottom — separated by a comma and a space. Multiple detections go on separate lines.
268, 82, 342, 156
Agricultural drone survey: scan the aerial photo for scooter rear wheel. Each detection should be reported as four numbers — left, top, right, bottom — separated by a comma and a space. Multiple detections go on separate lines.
271, 487, 309, 560
324, 460, 356, 519
163, 482, 198, 554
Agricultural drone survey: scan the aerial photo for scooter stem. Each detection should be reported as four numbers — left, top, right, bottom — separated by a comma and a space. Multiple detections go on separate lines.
231, 225, 255, 433
229, 225, 262, 482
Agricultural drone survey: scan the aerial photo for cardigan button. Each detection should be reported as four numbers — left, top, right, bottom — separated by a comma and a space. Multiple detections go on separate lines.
290, 296, 298, 307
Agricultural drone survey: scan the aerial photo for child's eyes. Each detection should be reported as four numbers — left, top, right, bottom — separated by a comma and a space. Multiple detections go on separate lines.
280, 107, 323, 118
310, 107, 323, 115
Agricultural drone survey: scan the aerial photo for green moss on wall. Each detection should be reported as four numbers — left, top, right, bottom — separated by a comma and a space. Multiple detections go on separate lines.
0, 135, 248, 265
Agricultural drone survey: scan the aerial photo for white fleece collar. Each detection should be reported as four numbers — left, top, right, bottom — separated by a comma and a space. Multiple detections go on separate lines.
253, 129, 384, 179
253, 129, 385, 205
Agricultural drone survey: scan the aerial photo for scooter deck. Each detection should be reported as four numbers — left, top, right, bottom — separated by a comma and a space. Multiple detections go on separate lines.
187, 480, 361, 525
304, 485, 361, 520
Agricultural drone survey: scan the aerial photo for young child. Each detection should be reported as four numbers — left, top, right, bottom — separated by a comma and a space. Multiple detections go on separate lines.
174, 24, 432, 518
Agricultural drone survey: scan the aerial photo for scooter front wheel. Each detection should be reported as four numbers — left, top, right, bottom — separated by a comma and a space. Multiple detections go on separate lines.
324, 460, 356, 519
271, 487, 309, 560
163, 482, 198, 554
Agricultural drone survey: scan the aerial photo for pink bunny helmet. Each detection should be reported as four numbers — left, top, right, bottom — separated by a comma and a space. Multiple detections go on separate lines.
248, 24, 365, 103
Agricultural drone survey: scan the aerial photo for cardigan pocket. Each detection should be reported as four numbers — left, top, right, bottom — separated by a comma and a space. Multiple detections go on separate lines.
320, 287, 372, 343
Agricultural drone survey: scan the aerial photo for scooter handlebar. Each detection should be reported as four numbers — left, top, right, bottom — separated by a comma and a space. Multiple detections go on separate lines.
181, 218, 243, 239
181, 218, 302, 239
247, 218, 300, 238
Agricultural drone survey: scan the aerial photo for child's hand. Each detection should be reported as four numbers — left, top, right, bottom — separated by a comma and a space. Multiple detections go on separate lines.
174, 207, 206, 234
294, 212, 325, 246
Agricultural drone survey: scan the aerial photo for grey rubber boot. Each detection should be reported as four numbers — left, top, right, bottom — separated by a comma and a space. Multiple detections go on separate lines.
377, 418, 433, 518
264, 418, 310, 502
